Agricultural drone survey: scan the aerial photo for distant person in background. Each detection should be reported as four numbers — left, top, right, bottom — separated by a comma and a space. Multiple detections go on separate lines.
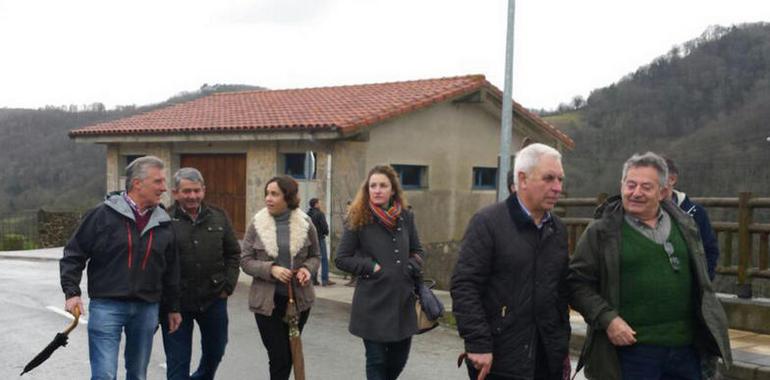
308, 198, 335, 286
662, 156, 720, 280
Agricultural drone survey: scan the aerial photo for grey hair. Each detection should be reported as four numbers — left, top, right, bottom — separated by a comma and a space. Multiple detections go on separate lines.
173, 167, 205, 189
621, 152, 668, 187
125, 156, 165, 191
512, 143, 562, 191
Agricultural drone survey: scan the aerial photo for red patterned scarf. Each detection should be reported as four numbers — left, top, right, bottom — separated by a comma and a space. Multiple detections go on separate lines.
369, 200, 402, 230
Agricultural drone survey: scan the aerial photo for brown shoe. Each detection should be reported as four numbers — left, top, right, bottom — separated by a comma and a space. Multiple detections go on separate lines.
325, 280, 336, 286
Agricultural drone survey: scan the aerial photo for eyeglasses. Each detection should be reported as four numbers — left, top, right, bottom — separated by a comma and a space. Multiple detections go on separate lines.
663, 241, 680, 272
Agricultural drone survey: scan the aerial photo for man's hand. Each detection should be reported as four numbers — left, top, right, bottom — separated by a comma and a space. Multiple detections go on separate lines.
219, 290, 229, 299
270, 265, 293, 284
467, 352, 493, 380
65, 296, 84, 316
373, 263, 382, 273
167, 312, 182, 334
607, 316, 637, 346
296, 267, 312, 287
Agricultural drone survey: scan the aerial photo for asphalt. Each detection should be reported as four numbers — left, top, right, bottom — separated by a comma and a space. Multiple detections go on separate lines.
5, 248, 770, 379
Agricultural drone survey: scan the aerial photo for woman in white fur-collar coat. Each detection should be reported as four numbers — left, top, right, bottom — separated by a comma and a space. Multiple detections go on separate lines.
240, 175, 320, 380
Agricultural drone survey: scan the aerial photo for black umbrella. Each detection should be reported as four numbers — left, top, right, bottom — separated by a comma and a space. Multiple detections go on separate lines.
20, 306, 81, 376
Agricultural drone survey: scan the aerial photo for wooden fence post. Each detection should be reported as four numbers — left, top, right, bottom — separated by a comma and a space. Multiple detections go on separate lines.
597, 193, 608, 206
737, 192, 753, 298
760, 232, 768, 272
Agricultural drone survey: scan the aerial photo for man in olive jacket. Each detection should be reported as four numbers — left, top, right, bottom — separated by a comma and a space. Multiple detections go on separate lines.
568, 152, 731, 380
162, 168, 241, 380
451, 143, 570, 380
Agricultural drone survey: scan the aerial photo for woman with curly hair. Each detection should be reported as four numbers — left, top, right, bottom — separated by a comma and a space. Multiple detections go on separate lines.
240, 175, 320, 380
335, 165, 425, 380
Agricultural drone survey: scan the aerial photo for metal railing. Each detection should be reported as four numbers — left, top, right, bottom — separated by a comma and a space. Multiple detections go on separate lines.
0, 210, 40, 250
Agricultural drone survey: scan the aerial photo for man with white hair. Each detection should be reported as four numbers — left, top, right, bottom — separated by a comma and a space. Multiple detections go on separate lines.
451, 143, 570, 379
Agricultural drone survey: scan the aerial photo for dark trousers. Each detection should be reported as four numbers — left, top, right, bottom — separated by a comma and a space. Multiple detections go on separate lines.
618, 344, 701, 380
465, 335, 557, 380
363, 337, 412, 380
313, 237, 330, 284
254, 294, 310, 380
161, 298, 229, 380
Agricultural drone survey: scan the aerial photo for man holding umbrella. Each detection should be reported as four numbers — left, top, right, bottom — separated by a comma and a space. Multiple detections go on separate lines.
60, 156, 181, 380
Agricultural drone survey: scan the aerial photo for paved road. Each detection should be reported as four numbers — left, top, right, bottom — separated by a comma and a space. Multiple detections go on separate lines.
0, 255, 584, 379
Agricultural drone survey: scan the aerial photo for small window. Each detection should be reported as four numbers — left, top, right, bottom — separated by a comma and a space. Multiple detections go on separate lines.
472, 167, 497, 190
125, 155, 145, 167
283, 153, 316, 179
392, 164, 427, 189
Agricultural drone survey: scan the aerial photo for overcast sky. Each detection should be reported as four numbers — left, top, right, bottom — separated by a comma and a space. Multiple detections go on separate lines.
1, 0, 768, 110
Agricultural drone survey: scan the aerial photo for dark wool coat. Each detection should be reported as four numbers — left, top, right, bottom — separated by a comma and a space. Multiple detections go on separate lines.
307, 207, 329, 238
335, 209, 424, 342
451, 194, 571, 379
168, 202, 241, 313
568, 196, 732, 380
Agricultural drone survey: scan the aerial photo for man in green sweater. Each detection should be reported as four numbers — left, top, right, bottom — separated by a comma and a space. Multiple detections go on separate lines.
568, 152, 731, 380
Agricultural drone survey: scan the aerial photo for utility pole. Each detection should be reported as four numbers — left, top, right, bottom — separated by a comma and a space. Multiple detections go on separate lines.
497, 0, 516, 201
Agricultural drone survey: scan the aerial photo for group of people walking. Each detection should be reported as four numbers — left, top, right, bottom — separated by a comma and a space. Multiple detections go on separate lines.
59, 142, 732, 380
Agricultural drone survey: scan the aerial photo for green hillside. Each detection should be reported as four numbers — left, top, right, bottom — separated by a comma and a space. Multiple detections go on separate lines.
546, 23, 770, 198
0, 84, 264, 215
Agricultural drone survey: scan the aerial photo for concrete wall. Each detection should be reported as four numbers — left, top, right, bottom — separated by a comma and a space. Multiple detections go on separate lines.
246, 142, 277, 224
328, 139, 368, 250
365, 101, 516, 243
106, 144, 120, 193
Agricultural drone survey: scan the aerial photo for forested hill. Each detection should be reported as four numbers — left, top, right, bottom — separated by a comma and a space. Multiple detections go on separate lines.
0, 84, 263, 214
546, 23, 770, 198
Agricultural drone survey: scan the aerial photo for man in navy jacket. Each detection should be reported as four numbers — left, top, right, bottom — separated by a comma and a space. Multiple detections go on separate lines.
663, 156, 720, 280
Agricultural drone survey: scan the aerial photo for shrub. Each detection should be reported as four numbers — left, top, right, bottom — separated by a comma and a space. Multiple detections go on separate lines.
1, 233, 26, 251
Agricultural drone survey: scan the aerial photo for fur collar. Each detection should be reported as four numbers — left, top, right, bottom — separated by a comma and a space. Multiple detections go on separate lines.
252, 208, 311, 259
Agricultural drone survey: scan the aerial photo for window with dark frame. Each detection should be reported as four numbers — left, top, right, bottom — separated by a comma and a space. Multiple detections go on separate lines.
392, 164, 427, 189
283, 153, 316, 180
472, 167, 498, 190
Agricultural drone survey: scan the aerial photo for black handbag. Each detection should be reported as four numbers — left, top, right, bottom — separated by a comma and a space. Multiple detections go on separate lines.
414, 279, 445, 334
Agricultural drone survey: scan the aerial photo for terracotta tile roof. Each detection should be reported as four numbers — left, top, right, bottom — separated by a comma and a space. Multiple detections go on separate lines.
70, 74, 574, 148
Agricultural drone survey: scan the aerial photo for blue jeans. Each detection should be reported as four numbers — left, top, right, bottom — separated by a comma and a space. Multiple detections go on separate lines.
88, 298, 159, 380
319, 238, 329, 284
161, 298, 229, 380
363, 337, 412, 380
618, 344, 701, 380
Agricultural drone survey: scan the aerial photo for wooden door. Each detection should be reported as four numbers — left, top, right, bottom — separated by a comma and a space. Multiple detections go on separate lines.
180, 154, 247, 237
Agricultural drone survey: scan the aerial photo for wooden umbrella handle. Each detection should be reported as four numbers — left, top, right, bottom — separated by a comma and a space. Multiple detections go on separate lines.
287, 278, 294, 301
63, 305, 81, 335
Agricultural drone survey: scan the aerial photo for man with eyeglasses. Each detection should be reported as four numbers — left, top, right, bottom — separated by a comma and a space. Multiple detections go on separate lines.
567, 152, 732, 380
